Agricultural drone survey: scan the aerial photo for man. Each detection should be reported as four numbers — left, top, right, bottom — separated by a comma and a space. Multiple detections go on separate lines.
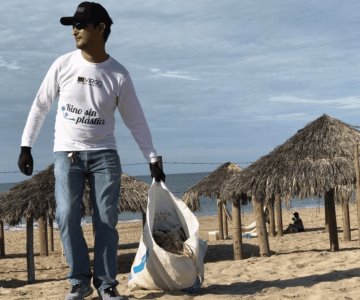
284, 212, 304, 234
17, 2, 165, 300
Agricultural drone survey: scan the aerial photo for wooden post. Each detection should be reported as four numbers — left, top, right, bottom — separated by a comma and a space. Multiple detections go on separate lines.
267, 201, 276, 237
355, 144, 360, 245
253, 198, 270, 256
325, 189, 339, 251
48, 217, 54, 252
26, 217, 35, 283
342, 200, 351, 242
324, 197, 329, 232
217, 200, 224, 240
232, 197, 243, 260
0, 220, 5, 258
142, 212, 146, 227
223, 203, 229, 239
274, 194, 283, 236
38, 216, 48, 256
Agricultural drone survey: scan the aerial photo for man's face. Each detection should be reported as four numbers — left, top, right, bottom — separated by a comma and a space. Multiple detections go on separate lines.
72, 22, 102, 50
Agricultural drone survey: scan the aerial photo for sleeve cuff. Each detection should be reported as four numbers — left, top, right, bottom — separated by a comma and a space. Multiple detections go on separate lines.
149, 152, 158, 164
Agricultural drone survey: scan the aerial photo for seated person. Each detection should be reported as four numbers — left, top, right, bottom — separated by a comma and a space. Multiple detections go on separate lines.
284, 212, 304, 233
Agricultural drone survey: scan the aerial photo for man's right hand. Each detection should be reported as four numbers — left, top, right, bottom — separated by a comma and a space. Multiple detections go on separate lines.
18, 146, 33, 176
149, 161, 166, 182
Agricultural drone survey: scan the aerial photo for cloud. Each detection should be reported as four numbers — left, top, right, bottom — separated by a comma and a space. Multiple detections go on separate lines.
269, 95, 360, 109
256, 112, 308, 122
0, 56, 22, 71
149, 68, 199, 81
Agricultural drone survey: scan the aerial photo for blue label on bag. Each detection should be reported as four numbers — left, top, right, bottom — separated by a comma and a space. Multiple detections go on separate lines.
132, 249, 149, 274
181, 275, 203, 293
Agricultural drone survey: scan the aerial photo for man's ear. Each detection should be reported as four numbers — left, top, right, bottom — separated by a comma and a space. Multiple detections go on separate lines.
98, 23, 106, 33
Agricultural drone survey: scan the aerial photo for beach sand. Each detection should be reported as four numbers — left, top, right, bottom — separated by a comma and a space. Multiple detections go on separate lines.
1, 204, 360, 300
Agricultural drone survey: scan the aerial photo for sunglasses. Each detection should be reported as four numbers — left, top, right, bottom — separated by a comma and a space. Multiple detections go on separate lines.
72, 22, 91, 30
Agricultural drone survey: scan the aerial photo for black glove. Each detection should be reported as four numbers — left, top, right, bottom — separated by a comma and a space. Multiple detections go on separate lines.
18, 146, 33, 176
149, 162, 166, 182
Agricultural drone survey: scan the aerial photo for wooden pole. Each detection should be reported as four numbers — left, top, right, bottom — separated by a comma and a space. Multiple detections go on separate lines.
48, 217, 54, 252
274, 194, 283, 236
232, 197, 243, 260
38, 216, 48, 256
223, 203, 229, 239
141, 212, 146, 227
355, 144, 360, 245
26, 217, 35, 283
324, 196, 329, 232
253, 198, 270, 256
0, 220, 5, 258
267, 200, 276, 237
217, 200, 224, 240
325, 189, 339, 251
342, 200, 351, 242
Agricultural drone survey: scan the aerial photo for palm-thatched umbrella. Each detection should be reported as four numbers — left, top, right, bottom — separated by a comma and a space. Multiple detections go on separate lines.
0, 165, 55, 283
183, 162, 246, 259
0, 164, 58, 281
0, 165, 150, 224
0, 164, 150, 283
221, 114, 360, 254
183, 162, 243, 210
0, 165, 56, 226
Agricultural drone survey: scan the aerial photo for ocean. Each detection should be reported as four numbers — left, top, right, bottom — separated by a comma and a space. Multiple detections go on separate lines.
0, 171, 329, 227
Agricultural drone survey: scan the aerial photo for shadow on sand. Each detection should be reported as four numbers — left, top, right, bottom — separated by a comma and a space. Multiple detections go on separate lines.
0, 277, 59, 289
195, 267, 360, 297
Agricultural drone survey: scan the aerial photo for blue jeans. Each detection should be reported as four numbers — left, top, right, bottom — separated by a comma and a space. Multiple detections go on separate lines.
54, 150, 121, 292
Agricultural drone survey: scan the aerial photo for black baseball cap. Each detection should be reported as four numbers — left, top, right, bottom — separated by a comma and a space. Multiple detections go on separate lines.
60, 2, 113, 26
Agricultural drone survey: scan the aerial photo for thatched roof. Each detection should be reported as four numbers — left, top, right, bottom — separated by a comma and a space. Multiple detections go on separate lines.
83, 172, 149, 215
221, 114, 360, 203
183, 162, 244, 211
0, 165, 56, 225
0, 164, 149, 225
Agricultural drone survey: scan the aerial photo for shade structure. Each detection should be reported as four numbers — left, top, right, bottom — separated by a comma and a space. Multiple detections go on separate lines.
183, 162, 249, 259
221, 114, 360, 203
0, 164, 150, 225
0, 165, 56, 225
182, 162, 244, 211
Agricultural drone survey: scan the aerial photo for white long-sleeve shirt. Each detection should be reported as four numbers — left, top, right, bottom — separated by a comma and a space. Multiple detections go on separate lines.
21, 50, 157, 163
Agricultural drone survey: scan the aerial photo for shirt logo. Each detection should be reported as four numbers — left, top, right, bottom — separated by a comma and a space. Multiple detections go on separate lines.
61, 104, 105, 125
78, 76, 103, 88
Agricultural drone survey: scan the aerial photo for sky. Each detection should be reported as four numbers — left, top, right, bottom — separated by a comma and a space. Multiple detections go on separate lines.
1, 0, 360, 183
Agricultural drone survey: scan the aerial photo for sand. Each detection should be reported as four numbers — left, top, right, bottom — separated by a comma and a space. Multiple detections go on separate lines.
1, 204, 360, 300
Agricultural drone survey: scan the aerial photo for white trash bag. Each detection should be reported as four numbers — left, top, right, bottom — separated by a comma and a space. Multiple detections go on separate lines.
128, 180, 207, 292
